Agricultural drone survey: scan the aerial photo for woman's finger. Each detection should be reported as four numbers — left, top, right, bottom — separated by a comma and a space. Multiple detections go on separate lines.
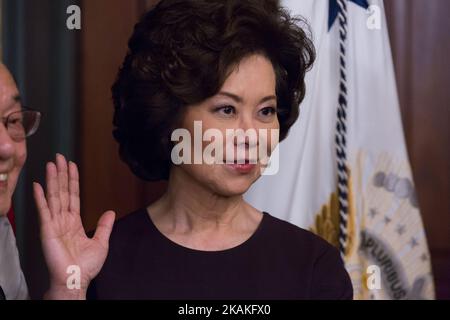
55, 154, 69, 212
68, 161, 80, 215
46, 162, 61, 216
93, 211, 116, 248
33, 182, 52, 223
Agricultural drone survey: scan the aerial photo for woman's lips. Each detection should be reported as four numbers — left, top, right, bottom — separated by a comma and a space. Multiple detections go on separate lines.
224, 161, 256, 173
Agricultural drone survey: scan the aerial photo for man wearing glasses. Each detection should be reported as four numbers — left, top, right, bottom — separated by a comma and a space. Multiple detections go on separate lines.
0, 63, 41, 300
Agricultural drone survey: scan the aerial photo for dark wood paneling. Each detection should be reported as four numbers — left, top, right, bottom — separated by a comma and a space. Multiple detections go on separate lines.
385, 0, 450, 299
80, 0, 145, 230
80, 0, 164, 231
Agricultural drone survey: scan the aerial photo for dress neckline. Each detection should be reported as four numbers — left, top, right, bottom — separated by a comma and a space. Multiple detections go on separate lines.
143, 209, 268, 254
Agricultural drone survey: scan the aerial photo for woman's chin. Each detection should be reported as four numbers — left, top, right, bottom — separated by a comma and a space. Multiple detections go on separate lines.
213, 167, 260, 196
212, 177, 255, 197
184, 163, 261, 197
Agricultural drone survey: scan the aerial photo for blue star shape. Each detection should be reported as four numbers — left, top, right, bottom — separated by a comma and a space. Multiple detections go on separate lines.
328, 0, 370, 30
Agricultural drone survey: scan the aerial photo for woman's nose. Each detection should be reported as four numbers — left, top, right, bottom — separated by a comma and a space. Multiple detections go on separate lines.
0, 124, 15, 160
237, 112, 255, 132
234, 114, 258, 148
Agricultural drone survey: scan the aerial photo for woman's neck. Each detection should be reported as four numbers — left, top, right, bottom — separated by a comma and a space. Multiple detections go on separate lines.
149, 166, 253, 234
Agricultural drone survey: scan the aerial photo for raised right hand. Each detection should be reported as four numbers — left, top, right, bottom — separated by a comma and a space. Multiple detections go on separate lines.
33, 154, 115, 299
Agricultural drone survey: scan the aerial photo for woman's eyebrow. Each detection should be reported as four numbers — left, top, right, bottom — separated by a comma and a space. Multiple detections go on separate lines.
217, 91, 277, 104
259, 95, 277, 104
218, 91, 243, 103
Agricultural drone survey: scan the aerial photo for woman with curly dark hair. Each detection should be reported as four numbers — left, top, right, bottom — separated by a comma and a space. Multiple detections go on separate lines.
34, 0, 353, 299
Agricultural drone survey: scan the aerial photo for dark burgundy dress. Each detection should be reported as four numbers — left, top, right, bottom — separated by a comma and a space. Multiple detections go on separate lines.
87, 209, 353, 300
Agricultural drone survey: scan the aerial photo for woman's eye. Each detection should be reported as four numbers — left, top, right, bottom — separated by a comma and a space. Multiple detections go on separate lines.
215, 105, 236, 116
259, 106, 277, 117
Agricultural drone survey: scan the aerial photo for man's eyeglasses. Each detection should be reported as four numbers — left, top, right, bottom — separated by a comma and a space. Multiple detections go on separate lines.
1, 108, 41, 142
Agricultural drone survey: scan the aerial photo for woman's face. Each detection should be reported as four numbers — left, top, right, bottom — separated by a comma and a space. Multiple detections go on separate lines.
176, 54, 280, 196
0, 64, 27, 216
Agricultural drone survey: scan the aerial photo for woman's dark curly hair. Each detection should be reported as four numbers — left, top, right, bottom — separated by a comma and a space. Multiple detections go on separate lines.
112, 0, 315, 181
